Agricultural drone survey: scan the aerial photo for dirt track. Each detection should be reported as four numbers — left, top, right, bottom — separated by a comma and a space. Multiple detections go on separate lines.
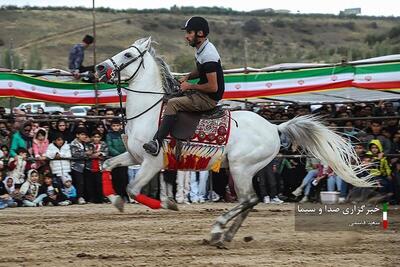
0, 203, 398, 267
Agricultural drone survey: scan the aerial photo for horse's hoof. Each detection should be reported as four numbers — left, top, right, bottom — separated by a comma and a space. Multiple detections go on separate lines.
210, 232, 223, 243
223, 234, 234, 243
162, 198, 179, 211
112, 195, 125, 213
212, 240, 228, 249
201, 239, 210, 245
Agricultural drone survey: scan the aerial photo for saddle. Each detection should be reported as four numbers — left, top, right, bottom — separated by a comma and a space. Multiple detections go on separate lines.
170, 105, 227, 140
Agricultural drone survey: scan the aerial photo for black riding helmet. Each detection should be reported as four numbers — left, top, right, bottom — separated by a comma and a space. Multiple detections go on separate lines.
181, 16, 209, 37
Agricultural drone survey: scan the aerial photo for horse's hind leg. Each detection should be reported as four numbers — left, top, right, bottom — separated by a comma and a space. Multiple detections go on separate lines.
209, 196, 259, 247
223, 200, 257, 243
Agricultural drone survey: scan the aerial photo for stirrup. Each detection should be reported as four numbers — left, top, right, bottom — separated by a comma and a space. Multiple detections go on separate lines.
143, 140, 161, 156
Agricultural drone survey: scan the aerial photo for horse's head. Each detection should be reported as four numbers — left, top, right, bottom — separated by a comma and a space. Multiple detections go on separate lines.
96, 37, 152, 83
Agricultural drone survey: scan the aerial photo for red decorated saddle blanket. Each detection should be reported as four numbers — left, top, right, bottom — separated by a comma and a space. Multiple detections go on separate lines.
159, 105, 231, 171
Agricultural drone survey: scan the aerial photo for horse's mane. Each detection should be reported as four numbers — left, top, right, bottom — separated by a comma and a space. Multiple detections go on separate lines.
148, 46, 180, 94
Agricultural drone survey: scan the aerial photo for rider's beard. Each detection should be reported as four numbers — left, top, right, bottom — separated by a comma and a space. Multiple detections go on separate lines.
189, 35, 199, 47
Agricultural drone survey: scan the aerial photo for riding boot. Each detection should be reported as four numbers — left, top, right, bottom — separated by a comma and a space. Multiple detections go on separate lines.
143, 115, 177, 156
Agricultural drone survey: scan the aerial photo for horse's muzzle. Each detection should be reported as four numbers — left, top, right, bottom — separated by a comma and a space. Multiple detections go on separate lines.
95, 63, 114, 82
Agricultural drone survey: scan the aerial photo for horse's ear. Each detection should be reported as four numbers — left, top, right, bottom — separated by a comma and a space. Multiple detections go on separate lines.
141, 36, 152, 50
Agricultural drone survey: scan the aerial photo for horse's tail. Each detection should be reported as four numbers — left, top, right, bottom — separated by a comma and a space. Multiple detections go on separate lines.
277, 115, 375, 187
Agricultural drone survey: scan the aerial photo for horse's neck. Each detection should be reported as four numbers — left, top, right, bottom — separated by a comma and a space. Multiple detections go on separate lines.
125, 55, 163, 139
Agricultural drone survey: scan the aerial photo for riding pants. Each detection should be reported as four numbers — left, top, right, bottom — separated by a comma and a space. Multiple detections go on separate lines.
164, 91, 217, 115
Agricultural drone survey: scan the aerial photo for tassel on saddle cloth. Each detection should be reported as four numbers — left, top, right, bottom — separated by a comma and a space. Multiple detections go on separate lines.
163, 141, 225, 172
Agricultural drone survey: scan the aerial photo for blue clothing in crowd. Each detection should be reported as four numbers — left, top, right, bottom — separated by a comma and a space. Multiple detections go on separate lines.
62, 186, 77, 199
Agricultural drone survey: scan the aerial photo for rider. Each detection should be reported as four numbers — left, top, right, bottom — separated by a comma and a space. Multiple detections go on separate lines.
68, 34, 95, 80
143, 16, 225, 156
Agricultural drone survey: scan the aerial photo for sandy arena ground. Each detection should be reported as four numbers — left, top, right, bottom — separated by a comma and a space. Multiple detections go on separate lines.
0, 203, 398, 267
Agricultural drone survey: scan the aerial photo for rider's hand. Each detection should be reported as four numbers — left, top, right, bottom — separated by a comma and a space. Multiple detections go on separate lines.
72, 70, 81, 79
180, 81, 192, 91
179, 75, 189, 83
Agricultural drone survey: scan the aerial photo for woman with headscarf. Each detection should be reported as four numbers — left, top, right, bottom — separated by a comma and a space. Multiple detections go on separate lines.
10, 121, 33, 157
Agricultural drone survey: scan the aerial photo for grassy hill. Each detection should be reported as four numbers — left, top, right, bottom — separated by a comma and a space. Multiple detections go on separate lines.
1, 7, 400, 72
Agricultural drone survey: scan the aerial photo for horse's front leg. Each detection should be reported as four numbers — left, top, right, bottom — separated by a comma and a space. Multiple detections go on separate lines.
127, 159, 179, 211
103, 152, 136, 171
102, 152, 137, 212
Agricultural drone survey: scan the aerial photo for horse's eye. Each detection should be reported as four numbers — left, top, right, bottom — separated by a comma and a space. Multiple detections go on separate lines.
124, 53, 133, 58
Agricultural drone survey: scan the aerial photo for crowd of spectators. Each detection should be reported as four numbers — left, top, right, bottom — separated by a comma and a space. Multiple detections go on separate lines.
1, 100, 400, 210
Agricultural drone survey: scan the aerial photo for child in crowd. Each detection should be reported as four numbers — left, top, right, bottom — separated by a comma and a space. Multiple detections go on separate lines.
3, 176, 23, 206
61, 175, 77, 204
70, 127, 90, 204
0, 174, 18, 209
20, 169, 45, 207
46, 133, 72, 187
32, 128, 49, 169
40, 174, 70, 206
106, 119, 129, 201
85, 130, 108, 203
8, 148, 30, 188
366, 139, 394, 202
0, 145, 10, 176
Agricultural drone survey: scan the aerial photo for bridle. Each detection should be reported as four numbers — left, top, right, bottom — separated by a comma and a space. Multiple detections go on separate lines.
108, 45, 147, 83
103, 45, 167, 130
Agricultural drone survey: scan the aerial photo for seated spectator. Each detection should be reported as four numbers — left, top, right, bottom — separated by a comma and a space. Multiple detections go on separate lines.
0, 174, 18, 209
292, 157, 320, 200
327, 172, 346, 203
46, 133, 72, 187
61, 175, 77, 204
8, 148, 31, 188
366, 139, 394, 203
40, 174, 70, 206
297, 161, 331, 203
20, 169, 45, 207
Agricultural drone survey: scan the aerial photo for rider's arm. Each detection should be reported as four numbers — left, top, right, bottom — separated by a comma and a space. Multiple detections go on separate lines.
191, 72, 218, 93
180, 69, 199, 82
182, 61, 219, 93
187, 69, 199, 80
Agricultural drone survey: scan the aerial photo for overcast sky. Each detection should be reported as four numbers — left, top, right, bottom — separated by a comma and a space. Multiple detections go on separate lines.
1, 0, 399, 17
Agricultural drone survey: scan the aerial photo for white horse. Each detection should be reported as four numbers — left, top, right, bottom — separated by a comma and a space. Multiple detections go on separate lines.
96, 37, 374, 247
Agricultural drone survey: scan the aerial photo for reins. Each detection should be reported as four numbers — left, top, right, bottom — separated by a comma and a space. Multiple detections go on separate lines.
107, 45, 167, 132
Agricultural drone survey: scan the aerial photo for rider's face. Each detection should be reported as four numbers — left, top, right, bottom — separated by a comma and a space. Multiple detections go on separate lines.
185, 31, 198, 47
